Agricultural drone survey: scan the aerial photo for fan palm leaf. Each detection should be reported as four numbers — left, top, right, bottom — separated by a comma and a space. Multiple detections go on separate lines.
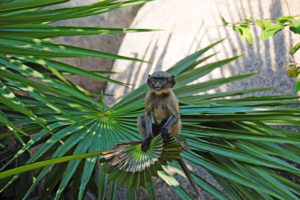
2, 39, 300, 199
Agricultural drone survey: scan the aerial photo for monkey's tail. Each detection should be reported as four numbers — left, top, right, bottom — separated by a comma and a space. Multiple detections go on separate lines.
177, 158, 205, 200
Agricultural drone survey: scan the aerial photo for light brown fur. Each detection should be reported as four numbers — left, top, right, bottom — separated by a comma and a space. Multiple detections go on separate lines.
139, 87, 181, 137
138, 71, 181, 152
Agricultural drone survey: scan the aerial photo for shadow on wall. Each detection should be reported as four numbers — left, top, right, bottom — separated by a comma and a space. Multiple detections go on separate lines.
199, 0, 294, 96
122, 33, 174, 95
104, 0, 298, 107
209, 0, 295, 96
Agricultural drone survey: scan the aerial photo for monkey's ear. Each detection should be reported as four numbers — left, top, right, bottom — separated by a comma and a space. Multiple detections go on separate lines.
169, 75, 176, 88
147, 74, 151, 86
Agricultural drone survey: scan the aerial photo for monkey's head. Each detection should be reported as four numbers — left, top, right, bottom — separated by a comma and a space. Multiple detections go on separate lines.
147, 71, 175, 92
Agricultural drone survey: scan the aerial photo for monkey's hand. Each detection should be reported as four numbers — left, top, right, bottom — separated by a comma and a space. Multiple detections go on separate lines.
161, 127, 169, 143
141, 137, 152, 152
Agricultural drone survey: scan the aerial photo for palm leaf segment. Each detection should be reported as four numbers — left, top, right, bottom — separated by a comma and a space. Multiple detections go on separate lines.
102, 135, 183, 189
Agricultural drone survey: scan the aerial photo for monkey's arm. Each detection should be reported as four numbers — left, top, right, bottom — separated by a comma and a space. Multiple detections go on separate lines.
162, 114, 179, 130
161, 114, 179, 141
141, 113, 153, 151
144, 93, 154, 138
144, 114, 153, 138
161, 95, 180, 141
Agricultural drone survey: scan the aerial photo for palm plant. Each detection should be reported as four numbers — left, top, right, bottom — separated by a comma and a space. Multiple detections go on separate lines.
0, 0, 300, 200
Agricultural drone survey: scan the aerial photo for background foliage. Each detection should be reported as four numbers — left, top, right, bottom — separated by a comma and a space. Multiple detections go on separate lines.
0, 0, 300, 200
222, 14, 300, 93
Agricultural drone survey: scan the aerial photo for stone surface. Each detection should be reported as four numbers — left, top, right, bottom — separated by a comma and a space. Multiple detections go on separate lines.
104, 0, 300, 199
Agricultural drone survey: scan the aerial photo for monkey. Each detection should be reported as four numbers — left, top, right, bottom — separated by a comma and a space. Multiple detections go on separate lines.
137, 71, 181, 151
137, 71, 204, 200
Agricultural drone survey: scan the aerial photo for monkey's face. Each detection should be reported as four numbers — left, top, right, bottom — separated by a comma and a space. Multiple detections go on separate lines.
147, 71, 176, 92
150, 77, 167, 91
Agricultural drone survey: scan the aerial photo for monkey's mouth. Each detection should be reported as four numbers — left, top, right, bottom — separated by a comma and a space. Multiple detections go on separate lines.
155, 87, 162, 91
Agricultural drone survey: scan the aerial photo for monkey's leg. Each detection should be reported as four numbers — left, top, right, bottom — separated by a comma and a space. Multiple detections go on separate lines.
161, 114, 179, 142
137, 115, 153, 151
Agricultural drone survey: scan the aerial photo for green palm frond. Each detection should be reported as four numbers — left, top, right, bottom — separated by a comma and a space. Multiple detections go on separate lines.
1, 38, 300, 199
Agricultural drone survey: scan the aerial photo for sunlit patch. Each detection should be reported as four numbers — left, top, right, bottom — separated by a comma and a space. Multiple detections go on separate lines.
32, 38, 42, 44
57, 45, 66, 49
42, 47, 51, 51
46, 139, 54, 144
20, 85, 34, 92
35, 59, 47, 65
3, 92, 17, 99
19, 44, 32, 48
87, 157, 96, 162
157, 170, 180, 186
32, 177, 36, 183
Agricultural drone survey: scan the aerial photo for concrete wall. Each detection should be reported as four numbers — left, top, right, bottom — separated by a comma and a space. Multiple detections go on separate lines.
105, 0, 300, 106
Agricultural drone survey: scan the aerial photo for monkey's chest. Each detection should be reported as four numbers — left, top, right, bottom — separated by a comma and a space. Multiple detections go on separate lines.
151, 103, 169, 124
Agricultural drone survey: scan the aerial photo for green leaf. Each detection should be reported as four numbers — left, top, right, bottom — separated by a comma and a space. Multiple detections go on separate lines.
239, 24, 253, 45
232, 25, 241, 34
54, 122, 100, 200
256, 19, 272, 30
127, 188, 137, 200
175, 55, 242, 87
175, 73, 258, 97
290, 42, 300, 55
259, 24, 285, 40
78, 123, 102, 200
289, 20, 300, 34
191, 172, 230, 200
0, 37, 147, 63
275, 16, 295, 24
221, 17, 229, 26
0, 78, 61, 143
184, 153, 283, 199
0, 24, 159, 38
0, 0, 151, 25
0, 151, 103, 179
22, 121, 99, 199
295, 78, 300, 94
16, 56, 128, 86
168, 39, 225, 75
0, 109, 28, 146
98, 164, 108, 200
0, 58, 105, 108
234, 23, 255, 45
0, 0, 67, 12
145, 182, 157, 200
